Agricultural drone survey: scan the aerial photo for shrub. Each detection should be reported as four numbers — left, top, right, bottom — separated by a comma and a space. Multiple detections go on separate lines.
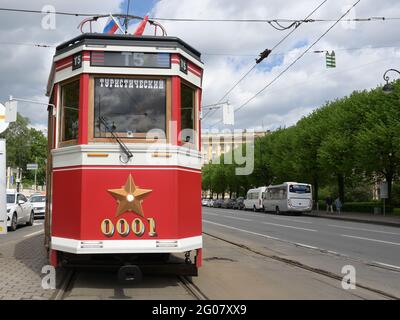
317, 200, 396, 214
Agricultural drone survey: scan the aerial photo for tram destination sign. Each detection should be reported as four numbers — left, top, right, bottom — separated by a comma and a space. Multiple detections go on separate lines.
91, 51, 170, 69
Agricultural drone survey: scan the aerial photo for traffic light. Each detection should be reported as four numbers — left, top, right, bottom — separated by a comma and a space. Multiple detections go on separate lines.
326, 51, 336, 68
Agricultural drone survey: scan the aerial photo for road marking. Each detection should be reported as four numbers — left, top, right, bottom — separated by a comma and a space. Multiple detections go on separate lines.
328, 224, 400, 235
341, 234, 400, 246
203, 212, 253, 222
294, 243, 319, 250
203, 220, 283, 241
33, 221, 44, 226
267, 216, 314, 224
205, 209, 314, 224
372, 261, 400, 271
260, 221, 317, 232
23, 230, 44, 238
224, 216, 253, 222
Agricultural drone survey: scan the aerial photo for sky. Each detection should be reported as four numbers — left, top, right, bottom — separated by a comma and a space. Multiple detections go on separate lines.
0, 0, 399, 133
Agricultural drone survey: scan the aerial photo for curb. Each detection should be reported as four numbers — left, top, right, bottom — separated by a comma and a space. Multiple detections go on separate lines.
303, 213, 400, 228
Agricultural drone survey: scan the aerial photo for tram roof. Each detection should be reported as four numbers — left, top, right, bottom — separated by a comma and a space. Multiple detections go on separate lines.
55, 33, 202, 61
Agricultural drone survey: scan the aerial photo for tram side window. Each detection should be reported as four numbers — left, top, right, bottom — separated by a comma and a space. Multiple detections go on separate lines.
61, 80, 80, 141
180, 83, 196, 144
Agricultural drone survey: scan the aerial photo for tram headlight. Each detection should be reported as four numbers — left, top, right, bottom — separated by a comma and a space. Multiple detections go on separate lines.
126, 194, 135, 202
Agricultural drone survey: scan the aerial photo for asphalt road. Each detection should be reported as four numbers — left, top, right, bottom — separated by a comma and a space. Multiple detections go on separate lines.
202, 207, 400, 269
0, 219, 44, 246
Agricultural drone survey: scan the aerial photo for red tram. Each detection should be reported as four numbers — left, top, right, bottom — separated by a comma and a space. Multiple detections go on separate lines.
44, 33, 203, 279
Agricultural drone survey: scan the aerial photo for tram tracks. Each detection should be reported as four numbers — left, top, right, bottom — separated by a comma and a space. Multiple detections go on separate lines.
52, 232, 397, 300
203, 231, 399, 300
178, 276, 209, 300
53, 269, 208, 300
53, 269, 75, 300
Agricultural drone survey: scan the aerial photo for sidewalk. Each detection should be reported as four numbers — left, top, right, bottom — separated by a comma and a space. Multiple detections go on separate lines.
0, 232, 64, 300
304, 210, 400, 227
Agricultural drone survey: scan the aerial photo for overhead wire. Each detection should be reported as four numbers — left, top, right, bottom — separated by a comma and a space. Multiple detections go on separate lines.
202, 0, 329, 122
0, 7, 398, 23
209, 0, 362, 128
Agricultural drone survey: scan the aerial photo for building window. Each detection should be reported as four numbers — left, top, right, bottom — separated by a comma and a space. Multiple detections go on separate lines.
61, 80, 80, 141
94, 77, 166, 138
180, 83, 195, 143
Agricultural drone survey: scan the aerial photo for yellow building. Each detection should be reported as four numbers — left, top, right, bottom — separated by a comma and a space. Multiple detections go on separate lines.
201, 129, 270, 165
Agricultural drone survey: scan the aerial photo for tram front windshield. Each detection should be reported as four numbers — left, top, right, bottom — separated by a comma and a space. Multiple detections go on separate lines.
94, 77, 166, 137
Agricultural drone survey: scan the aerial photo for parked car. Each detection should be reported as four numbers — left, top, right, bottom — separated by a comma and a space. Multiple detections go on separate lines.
233, 197, 245, 210
201, 198, 208, 206
213, 199, 224, 208
222, 198, 236, 209
207, 199, 214, 207
6, 191, 34, 231
29, 194, 46, 218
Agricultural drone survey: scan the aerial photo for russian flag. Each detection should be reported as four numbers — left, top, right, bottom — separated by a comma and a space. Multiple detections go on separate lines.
103, 15, 122, 34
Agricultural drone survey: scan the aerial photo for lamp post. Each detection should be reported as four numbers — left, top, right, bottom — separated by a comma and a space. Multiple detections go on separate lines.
382, 68, 400, 93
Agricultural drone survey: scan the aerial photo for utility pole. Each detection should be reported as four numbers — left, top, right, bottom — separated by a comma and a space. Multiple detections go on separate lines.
34, 157, 38, 192
0, 140, 6, 234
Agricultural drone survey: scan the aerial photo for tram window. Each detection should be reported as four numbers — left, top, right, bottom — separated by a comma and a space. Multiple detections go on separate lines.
94, 77, 166, 137
180, 83, 195, 143
61, 80, 80, 141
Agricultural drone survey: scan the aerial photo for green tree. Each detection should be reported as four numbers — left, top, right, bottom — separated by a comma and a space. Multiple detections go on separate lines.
355, 85, 400, 204
211, 164, 227, 199
0, 113, 48, 186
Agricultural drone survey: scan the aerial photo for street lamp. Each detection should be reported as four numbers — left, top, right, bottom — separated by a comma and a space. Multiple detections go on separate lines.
382, 68, 400, 93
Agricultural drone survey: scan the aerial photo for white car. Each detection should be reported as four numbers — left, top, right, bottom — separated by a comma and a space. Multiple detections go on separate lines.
29, 194, 46, 218
244, 187, 267, 211
7, 192, 34, 231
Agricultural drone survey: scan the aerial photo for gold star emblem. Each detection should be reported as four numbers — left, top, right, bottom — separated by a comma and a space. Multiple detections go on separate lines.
107, 174, 152, 217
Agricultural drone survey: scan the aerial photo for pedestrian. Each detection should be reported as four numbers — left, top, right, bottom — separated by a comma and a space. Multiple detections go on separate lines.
325, 195, 333, 213
335, 197, 342, 214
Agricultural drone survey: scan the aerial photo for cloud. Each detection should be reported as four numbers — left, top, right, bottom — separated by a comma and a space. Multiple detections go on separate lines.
0, 0, 399, 133
0, 0, 121, 128
152, 0, 400, 130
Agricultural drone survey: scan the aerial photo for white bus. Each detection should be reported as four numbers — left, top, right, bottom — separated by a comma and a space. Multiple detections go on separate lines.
244, 187, 267, 211
263, 182, 312, 215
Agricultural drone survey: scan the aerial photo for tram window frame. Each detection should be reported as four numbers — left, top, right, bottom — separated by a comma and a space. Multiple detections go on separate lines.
59, 78, 80, 146
88, 75, 171, 143
180, 81, 198, 147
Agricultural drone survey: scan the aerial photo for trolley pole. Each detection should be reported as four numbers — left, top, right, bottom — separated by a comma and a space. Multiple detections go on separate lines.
0, 140, 7, 234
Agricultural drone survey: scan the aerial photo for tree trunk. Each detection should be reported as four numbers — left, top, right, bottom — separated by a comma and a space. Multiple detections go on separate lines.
313, 178, 319, 210
338, 174, 345, 203
386, 173, 393, 207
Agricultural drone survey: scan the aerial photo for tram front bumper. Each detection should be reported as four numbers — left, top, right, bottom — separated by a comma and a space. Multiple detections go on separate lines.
51, 235, 202, 254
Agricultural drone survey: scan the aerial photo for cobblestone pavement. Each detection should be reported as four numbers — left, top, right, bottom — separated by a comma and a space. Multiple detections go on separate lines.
0, 233, 59, 300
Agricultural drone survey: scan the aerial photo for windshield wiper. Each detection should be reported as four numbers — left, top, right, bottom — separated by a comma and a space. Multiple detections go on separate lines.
99, 116, 133, 163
